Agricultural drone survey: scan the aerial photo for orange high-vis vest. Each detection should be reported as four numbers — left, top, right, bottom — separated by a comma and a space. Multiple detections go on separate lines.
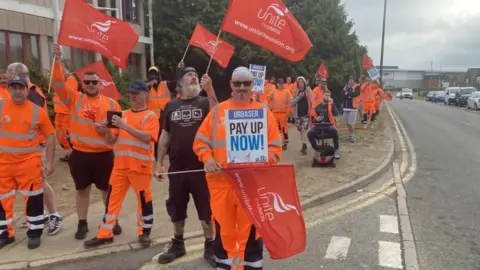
111, 109, 159, 173
147, 82, 171, 118
268, 89, 292, 113
265, 83, 276, 97
54, 75, 78, 114
0, 86, 8, 99
193, 100, 282, 188
362, 83, 376, 103
312, 103, 336, 128
51, 61, 121, 153
310, 86, 326, 117
0, 98, 55, 163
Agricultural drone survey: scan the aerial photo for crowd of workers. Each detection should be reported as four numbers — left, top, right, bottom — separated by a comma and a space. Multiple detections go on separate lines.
0, 42, 386, 269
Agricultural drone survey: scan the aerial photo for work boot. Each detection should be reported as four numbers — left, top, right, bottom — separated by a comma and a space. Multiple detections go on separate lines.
113, 222, 122, 236
75, 222, 89, 240
27, 237, 41, 249
84, 237, 114, 248
300, 143, 307, 155
0, 237, 15, 249
157, 238, 186, 264
204, 239, 216, 267
138, 234, 152, 247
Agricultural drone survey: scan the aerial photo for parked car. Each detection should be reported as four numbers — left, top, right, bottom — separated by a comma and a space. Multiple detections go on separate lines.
467, 91, 480, 110
395, 92, 401, 98
444, 87, 461, 105
425, 91, 434, 101
454, 87, 476, 107
431, 91, 445, 102
400, 88, 413, 99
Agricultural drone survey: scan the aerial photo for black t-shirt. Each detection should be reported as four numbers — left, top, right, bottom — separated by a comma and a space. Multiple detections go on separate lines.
162, 96, 210, 170
296, 90, 309, 117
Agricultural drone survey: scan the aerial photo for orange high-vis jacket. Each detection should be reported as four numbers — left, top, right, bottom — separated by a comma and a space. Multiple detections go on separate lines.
27, 83, 48, 144
361, 83, 376, 103
310, 86, 326, 117
0, 98, 55, 163
54, 75, 78, 114
111, 109, 159, 174
147, 82, 171, 118
51, 61, 121, 153
193, 100, 282, 188
268, 89, 292, 113
0, 86, 8, 99
265, 83, 276, 97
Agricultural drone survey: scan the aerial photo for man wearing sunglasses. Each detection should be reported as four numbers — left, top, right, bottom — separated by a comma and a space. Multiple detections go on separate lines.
193, 67, 282, 270
51, 44, 123, 241
155, 67, 217, 266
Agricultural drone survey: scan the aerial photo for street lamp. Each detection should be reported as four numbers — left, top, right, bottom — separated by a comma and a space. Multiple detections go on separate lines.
379, 0, 387, 88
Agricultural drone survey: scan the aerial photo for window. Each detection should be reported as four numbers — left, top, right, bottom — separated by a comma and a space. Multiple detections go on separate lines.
0, 31, 41, 69
128, 53, 142, 78
110, 0, 117, 18
123, 0, 139, 23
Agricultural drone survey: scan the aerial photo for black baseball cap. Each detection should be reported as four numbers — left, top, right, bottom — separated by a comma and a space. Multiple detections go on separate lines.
128, 80, 149, 93
8, 76, 28, 87
176, 67, 197, 81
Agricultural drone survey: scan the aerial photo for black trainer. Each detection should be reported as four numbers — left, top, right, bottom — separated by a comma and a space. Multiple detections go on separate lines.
75, 223, 89, 240
300, 144, 307, 155
113, 222, 122, 236
139, 234, 151, 247
0, 237, 15, 249
84, 237, 114, 248
157, 238, 186, 264
48, 215, 63, 236
27, 237, 41, 249
204, 239, 215, 267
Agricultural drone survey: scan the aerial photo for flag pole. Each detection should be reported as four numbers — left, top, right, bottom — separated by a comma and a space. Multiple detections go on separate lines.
181, 44, 191, 62
205, 30, 222, 74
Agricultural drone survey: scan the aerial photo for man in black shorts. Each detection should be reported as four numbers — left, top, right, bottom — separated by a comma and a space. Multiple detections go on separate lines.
154, 67, 218, 267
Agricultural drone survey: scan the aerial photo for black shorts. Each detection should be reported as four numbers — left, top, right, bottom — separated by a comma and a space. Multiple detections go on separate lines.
165, 171, 211, 222
68, 150, 114, 191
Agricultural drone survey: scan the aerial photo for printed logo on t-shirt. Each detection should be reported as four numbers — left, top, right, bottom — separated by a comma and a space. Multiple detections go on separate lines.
181, 109, 192, 120
171, 111, 181, 121
192, 109, 202, 119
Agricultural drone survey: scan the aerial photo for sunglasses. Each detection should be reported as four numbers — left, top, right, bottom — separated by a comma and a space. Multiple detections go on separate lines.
232, 81, 253, 87
83, 80, 99, 86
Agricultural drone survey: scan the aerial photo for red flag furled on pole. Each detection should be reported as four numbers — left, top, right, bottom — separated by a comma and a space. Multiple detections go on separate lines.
189, 24, 235, 68
220, 0, 312, 62
223, 164, 306, 259
58, 0, 139, 68
75, 61, 121, 100
362, 54, 374, 70
317, 62, 329, 79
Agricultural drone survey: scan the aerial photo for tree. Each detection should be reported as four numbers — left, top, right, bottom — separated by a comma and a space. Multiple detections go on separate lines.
150, 0, 367, 102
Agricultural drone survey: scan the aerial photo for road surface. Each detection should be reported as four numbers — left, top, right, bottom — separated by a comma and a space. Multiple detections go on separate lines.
32, 99, 480, 270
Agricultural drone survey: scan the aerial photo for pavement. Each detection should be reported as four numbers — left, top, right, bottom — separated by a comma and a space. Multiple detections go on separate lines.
0, 119, 395, 270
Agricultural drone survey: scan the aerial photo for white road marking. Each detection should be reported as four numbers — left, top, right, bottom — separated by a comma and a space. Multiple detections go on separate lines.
379, 215, 399, 234
459, 120, 472, 127
324, 236, 351, 260
378, 241, 403, 269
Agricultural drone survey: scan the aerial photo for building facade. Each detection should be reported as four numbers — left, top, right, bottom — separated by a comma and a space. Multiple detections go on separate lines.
377, 66, 469, 89
0, 0, 152, 79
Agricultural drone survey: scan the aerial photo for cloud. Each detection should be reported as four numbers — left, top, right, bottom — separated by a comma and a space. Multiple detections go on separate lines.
342, 0, 480, 70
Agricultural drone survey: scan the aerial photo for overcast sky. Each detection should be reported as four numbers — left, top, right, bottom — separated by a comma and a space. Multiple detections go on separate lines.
342, 0, 480, 71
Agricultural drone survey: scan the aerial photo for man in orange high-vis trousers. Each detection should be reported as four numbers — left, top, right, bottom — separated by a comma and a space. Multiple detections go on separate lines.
371, 83, 385, 128
51, 44, 123, 240
7, 62, 64, 236
54, 71, 78, 162
193, 67, 282, 270
268, 78, 293, 150
0, 76, 56, 249
360, 77, 377, 129
84, 80, 159, 248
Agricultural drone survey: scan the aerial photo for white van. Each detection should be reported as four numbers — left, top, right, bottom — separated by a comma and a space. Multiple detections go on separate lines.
400, 88, 413, 99
443, 87, 461, 105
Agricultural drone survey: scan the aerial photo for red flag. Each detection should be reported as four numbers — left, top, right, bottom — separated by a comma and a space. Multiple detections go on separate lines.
317, 62, 329, 79
223, 164, 306, 259
362, 54, 374, 70
75, 61, 122, 100
384, 92, 393, 100
58, 0, 139, 68
220, 0, 312, 62
189, 24, 235, 68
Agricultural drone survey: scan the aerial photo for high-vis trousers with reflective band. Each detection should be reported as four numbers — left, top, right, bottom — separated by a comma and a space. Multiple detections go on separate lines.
273, 112, 289, 145
55, 113, 70, 149
97, 170, 153, 238
210, 187, 263, 270
0, 157, 44, 239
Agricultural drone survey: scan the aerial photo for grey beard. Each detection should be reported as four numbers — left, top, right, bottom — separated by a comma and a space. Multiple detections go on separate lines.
181, 84, 201, 98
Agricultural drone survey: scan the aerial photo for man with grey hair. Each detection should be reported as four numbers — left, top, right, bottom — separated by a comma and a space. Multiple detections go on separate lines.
193, 66, 282, 270
154, 67, 217, 266
6, 63, 64, 235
